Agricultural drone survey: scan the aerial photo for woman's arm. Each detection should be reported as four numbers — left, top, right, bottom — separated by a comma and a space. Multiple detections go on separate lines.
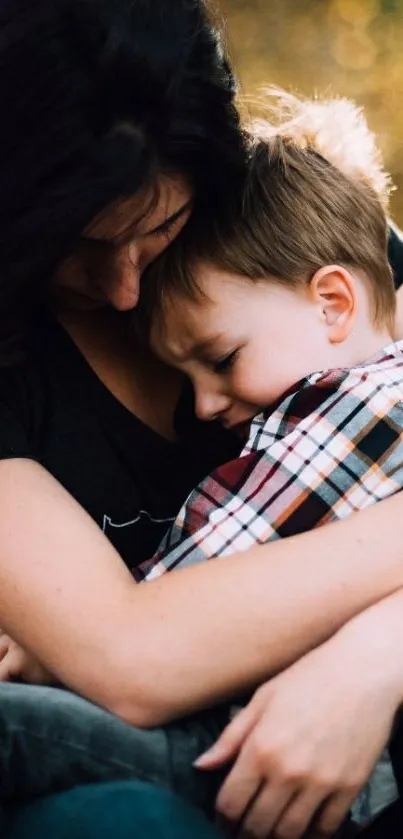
1, 457, 403, 726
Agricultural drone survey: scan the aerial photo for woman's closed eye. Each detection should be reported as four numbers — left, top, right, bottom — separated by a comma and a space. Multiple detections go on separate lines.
145, 201, 193, 240
148, 216, 181, 240
80, 216, 181, 253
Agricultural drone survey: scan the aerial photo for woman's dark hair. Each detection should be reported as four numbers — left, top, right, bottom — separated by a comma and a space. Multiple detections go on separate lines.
0, 0, 246, 363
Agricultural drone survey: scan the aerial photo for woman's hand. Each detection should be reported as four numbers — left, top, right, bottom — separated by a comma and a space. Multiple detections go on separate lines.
196, 594, 403, 839
0, 630, 55, 685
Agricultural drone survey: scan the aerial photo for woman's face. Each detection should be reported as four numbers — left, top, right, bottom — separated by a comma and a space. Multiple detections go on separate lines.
52, 174, 192, 311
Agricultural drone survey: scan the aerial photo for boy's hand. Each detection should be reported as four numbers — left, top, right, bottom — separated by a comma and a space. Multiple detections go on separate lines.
195, 613, 401, 839
0, 629, 56, 685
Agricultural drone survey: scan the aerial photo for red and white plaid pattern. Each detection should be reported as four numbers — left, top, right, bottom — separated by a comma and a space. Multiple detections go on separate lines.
136, 341, 403, 582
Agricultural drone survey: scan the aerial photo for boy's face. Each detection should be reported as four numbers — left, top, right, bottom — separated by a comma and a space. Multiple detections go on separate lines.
152, 264, 333, 433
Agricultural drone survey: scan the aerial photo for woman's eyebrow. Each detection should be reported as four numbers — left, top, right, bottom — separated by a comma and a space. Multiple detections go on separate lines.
79, 199, 193, 248
145, 200, 193, 236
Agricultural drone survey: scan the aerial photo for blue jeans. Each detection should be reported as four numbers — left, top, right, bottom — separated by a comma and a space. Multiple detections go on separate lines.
0, 684, 398, 839
4, 780, 224, 839
0, 683, 228, 815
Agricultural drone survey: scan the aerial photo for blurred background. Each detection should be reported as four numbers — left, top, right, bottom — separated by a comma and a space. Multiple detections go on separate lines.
218, 0, 403, 225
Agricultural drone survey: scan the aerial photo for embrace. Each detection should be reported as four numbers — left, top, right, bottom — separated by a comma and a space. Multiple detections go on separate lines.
1, 3, 403, 839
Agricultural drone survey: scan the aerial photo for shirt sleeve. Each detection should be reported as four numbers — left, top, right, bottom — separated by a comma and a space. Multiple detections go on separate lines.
0, 367, 32, 461
0, 398, 31, 460
141, 360, 403, 579
388, 224, 403, 290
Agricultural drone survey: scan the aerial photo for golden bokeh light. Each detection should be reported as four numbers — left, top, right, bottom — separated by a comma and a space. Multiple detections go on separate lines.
219, 0, 403, 224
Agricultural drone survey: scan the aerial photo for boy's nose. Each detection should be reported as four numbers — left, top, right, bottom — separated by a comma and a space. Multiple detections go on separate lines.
194, 387, 231, 422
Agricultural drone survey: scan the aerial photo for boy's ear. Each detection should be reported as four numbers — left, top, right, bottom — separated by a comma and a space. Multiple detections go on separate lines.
309, 265, 357, 343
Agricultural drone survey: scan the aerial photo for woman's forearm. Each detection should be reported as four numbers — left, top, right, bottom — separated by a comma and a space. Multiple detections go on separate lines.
2, 460, 403, 728
113, 492, 403, 724
327, 586, 403, 707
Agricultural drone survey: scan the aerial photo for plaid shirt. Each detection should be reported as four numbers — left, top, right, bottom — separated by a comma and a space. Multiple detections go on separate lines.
137, 341, 403, 582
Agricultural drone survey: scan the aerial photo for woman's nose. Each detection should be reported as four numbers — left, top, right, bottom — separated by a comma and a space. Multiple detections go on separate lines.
104, 236, 168, 311
103, 244, 141, 311
131, 236, 171, 274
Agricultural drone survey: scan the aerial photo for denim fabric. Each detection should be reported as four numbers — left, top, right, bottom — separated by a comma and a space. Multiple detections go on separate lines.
0, 683, 400, 839
5, 780, 224, 839
0, 683, 228, 815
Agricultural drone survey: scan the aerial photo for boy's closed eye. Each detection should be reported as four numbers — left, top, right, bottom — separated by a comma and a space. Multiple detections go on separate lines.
211, 348, 241, 374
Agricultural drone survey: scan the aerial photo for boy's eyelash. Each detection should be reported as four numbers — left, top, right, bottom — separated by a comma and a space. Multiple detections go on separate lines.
213, 349, 239, 374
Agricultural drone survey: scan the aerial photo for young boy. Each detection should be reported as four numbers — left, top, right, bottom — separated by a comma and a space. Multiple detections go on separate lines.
138, 94, 401, 580
133, 93, 403, 829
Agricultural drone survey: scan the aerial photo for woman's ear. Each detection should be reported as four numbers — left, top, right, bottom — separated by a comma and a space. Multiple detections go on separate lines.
309, 265, 358, 343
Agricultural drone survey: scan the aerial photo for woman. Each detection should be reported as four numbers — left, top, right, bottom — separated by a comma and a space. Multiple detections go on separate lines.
1, 2, 403, 838
0, 1, 244, 835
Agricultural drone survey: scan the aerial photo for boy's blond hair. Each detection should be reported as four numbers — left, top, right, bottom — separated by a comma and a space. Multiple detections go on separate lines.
247, 88, 391, 208
139, 90, 396, 336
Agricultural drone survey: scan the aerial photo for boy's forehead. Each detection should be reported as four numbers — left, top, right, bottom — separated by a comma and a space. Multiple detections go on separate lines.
152, 273, 250, 362
170, 332, 227, 362
151, 304, 197, 359
153, 301, 227, 362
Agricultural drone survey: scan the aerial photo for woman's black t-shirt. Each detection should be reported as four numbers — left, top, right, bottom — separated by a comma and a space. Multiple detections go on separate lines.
1, 228, 402, 575
0, 316, 239, 576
